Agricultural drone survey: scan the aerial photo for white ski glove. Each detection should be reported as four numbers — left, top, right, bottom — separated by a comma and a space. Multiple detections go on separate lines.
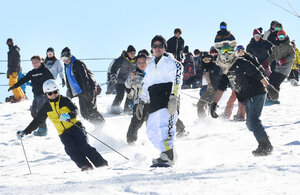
168, 94, 178, 115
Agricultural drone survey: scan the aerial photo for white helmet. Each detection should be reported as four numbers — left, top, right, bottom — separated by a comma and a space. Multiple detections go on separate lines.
43, 79, 59, 93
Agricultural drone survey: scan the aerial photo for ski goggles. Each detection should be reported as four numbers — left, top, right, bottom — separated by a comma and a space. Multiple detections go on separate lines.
61, 56, 70, 61
203, 57, 212, 62
46, 90, 59, 96
220, 46, 234, 54
220, 25, 226, 30
278, 34, 285, 39
275, 26, 282, 31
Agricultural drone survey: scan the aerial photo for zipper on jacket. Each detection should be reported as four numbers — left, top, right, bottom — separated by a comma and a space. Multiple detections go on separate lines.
54, 101, 67, 130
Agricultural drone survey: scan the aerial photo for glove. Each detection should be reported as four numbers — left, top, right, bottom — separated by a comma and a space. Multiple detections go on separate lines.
8, 86, 14, 92
167, 94, 178, 115
127, 88, 135, 99
59, 113, 71, 122
7, 73, 9, 79
262, 61, 269, 68
136, 101, 145, 120
62, 78, 66, 87
110, 74, 117, 84
276, 58, 287, 66
210, 102, 219, 118
16, 131, 25, 139
267, 84, 279, 101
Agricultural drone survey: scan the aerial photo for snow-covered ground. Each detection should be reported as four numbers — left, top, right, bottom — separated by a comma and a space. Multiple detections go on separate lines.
1, 81, 300, 194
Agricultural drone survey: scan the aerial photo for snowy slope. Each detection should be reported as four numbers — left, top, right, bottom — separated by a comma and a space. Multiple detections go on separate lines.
1, 81, 300, 195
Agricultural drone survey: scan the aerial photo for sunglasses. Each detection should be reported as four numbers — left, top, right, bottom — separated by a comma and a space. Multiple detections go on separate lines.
278, 34, 285, 39
61, 56, 70, 61
220, 46, 234, 54
152, 44, 164, 49
275, 26, 282, 31
47, 90, 58, 96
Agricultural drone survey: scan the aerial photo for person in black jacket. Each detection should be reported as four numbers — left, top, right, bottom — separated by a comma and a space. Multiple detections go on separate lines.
6, 38, 25, 103
17, 79, 108, 171
8, 55, 54, 136
214, 21, 235, 43
211, 40, 279, 156
61, 47, 105, 125
109, 45, 136, 114
246, 29, 274, 65
167, 28, 185, 62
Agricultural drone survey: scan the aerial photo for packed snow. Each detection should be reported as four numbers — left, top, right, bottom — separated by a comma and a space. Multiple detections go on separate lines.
1, 81, 300, 194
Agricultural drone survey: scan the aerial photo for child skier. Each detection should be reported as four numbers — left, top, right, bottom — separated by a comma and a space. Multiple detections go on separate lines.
17, 79, 108, 171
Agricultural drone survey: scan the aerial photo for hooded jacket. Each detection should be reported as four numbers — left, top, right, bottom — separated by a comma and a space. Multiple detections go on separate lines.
265, 37, 295, 76
7, 45, 22, 74
246, 38, 274, 64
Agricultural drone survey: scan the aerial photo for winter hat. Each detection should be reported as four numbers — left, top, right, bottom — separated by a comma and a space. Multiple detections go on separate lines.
258, 27, 263, 34
138, 49, 150, 57
270, 20, 278, 29
174, 28, 182, 34
136, 53, 148, 61
151, 35, 167, 49
220, 21, 227, 29
291, 40, 296, 46
127, 45, 136, 53
253, 29, 261, 36
61, 47, 71, 58
194, 49, 201, 55
47, 47, 54, 53
236, 45, 245, 51
6, 38, 13, 44
183, 46, 189, 53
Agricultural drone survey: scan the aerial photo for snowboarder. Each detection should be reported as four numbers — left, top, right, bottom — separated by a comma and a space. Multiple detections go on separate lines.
61, 47, 105, 125
109, 45, 136, 114
210, 40, 279, 156
137, 35, 183, 166
8, 55, 54, 136
44, 47, 65, 87
17, 79, 108, 171
287, 40, 300, 86
167, 28, 185, 62
6, 38, 25, 103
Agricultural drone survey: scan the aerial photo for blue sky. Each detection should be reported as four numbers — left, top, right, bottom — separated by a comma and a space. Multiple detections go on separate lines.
0, 0, 299, 100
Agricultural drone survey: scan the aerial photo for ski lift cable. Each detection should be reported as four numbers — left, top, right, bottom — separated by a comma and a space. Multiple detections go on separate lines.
285, 0, 300, 17
267, 0, 300, 18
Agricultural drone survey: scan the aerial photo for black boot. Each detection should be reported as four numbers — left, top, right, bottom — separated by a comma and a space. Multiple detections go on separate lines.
252, 138, 273, 156
152, 148, 175, 166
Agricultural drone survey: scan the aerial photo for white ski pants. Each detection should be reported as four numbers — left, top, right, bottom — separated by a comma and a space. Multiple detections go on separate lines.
146, 108, 178, 152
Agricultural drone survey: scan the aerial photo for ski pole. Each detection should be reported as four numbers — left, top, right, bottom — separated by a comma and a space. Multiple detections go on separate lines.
68, 120, 129, 161
20, 138, 32, 174
100, 82, 108, 86
181, 91, 212, 104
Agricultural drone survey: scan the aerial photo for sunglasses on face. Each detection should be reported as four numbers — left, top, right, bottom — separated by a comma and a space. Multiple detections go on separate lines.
275, 26, 282, 31
61, 56, 70, 61
47, 90, 58, 96
152, 44, 164, 49
278, 34, 285, 39
220, 46, 234, 54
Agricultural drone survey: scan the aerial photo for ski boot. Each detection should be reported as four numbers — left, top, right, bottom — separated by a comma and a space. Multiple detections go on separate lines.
233, 115, 246, 122
81, 165, 93, 171
33, 128, 47, 136
152, 148, 175, 167
252, 138, 273, 156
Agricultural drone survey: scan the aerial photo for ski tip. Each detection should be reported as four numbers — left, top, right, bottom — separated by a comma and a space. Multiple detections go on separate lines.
150, 163, 172, 168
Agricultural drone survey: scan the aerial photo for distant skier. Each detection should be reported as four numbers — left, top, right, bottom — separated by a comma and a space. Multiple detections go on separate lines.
167, 28, 185, 62
44, 47, 65, 87
17, 79, 108, 171
214, 21, 235, 43
8, 55, 54, 136
137, 35, 183, 166
211, 40, 279, 156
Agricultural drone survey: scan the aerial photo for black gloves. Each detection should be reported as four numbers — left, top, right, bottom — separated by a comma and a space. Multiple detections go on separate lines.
16, 130, 25, 139
267, 84, 279, 101
8, 86, 14, 92
210, 102, 219, 118
62, 78, 66, 87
